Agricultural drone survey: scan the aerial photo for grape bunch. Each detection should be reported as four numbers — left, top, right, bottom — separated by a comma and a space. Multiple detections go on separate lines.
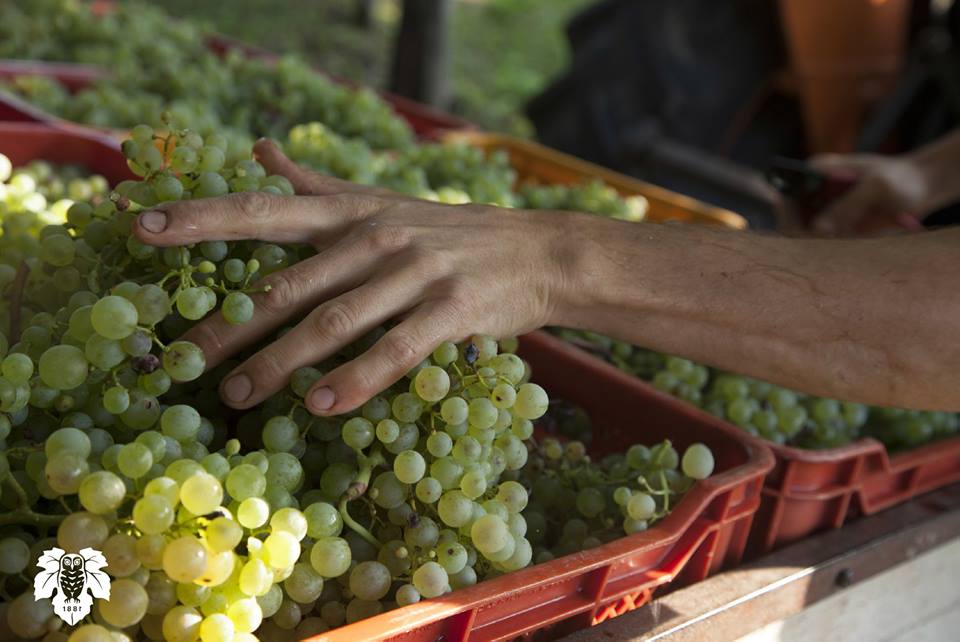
518, 180, 648, 222
552, 329, 959, 451
520, 433, 714, 561
0, 1, 415, 156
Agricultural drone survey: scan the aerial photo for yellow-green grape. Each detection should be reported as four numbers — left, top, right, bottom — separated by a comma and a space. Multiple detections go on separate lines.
133, 495, 175, 535
514, 383, 549, 419
199, 613, 234, 642
99, 578, 148, 628
309, 537, 351, 578
414, 365, 450, 402
206, 517, 243, 553
681, 443, 715, 480
238, 559, 273, 597
194, 549, 235, 587
77, 470, 125, 514
237, 497, 270, 529
411, 561, 449, 599
162, 536, 207, 583
227, 598, 262, 634
180, 472, 224, 516
263, 531, 300, 569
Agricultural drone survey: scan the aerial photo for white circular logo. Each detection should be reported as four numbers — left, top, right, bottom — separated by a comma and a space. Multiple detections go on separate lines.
33, 547, 111, 626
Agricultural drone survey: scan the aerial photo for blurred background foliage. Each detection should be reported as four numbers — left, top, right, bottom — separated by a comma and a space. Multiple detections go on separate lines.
148, 0, 593, 137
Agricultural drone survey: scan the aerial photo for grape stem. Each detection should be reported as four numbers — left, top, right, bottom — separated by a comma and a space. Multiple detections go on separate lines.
339, 497, 382, 550
8, 260, 31, 343
0, 474, 66, 528
339, 448, 386, 549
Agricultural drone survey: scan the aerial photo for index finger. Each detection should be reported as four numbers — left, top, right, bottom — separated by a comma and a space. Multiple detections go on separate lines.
132, 190, 380, 247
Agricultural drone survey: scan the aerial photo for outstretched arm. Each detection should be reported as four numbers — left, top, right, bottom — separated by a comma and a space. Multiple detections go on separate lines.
133, 140, 960, 414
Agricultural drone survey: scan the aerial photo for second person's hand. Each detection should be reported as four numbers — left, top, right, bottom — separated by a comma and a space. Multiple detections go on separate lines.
132, 139, 579, 416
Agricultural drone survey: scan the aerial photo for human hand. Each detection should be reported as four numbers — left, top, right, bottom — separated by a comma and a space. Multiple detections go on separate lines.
807, 153, 928, 237
132, 139, 575, 416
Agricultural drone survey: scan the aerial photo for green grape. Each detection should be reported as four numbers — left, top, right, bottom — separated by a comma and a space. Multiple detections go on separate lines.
441, 397, 469, 425
160, 404, 202, 442
180, 472, 224, 515
78, 470, 126, 514
45, 426, 91, 458
162, 536, 207, 583
1, 353, 33, 384
38, 344, 88, 390
310, 537, 352, 578
84, 334, 125, 369
133, 495, 175, 535
91, 295, 139, 339
349, 561, 392, 601
414, 365, 450, 402
103, 385, 130, 414
438, 490, 474, 527
427, 431, 453, 457
238, 497, 270, 529
375, 418, 400, 444
263, 415, 299, 452
394, 450, 426, 484
206, 517, 243, 553
411, 561, 448, 598
0, 537, 31, 574
176, 287, 214, 320
514, 383, 549, 419
45, 453, 89, 494
163, 341, 206, 382
468, 398, 498, 429
199, 613, 234, 642
392, 392, 423, 423
222, 292, 254, 325
342, 416, 374, 449
239, 559, 273, 597
100, 578, 149, 628
681, 443, 715, 480
304, 502, 343, 539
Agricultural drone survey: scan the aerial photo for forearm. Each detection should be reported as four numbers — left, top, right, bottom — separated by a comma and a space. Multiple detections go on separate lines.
549, 215, 960, 410
910, 128, 960, 215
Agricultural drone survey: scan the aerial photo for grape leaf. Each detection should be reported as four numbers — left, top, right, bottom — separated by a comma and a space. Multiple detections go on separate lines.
33, 547, 63, 600
80, 547, 110, 600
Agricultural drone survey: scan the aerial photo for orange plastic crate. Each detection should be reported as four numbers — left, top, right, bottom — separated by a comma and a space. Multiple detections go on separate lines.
441, 131, 748, 230
528, 334, 960, 557
304, 332, 772, 641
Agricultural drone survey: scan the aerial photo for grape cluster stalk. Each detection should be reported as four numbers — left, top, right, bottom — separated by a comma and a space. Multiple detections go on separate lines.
0, 124, 714, 642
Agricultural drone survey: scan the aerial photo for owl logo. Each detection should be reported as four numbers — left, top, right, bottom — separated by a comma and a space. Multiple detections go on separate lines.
34, 547, 110, 626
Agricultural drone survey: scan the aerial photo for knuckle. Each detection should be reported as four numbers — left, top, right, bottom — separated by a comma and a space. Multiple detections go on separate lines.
312, 300, 358, 339
186, 321, 227, 356
261, 270, 300, 314
364, 223, 410, 253
232, 190, 276, 222
439, 276, 472, 312
380, 331, 419, 369
247, 349, 287, 384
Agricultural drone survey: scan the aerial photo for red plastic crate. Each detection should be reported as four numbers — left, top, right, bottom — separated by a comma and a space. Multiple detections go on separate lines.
752, 434, 960, 555
530, 333, 960, 556
0, 121, 134, 185
304, 331, 773, 642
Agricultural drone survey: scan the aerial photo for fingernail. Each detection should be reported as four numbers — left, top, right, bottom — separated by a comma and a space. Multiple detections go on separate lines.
223, 374, 252, 403
139, 210, 167, 234
309, 386, 335, 412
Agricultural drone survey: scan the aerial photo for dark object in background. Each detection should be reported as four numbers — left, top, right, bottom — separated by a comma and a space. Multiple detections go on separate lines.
527, 0, 796, 228
389, 0, 452, 108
